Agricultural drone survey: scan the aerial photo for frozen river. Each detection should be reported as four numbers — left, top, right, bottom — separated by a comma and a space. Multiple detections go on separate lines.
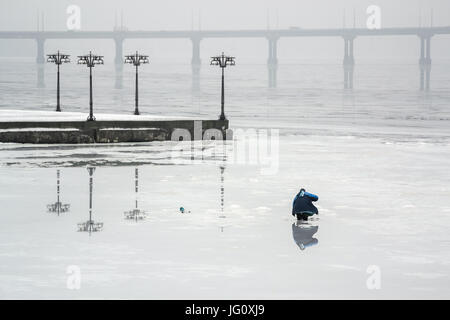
0, 58, 449, 299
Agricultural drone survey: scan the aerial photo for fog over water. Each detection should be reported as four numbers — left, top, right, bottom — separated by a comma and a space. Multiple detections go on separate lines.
1, 0, 450, 61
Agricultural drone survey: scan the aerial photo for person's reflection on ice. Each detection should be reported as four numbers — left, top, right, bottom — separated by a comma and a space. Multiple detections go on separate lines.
292, 221, 318, 250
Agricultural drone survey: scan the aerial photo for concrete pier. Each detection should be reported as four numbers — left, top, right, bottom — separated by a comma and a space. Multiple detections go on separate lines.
0, 116, 229, 144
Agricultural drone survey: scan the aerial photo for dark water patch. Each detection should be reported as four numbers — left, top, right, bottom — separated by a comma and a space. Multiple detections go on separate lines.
14, 153, 110, 160
38, 160, 183, 168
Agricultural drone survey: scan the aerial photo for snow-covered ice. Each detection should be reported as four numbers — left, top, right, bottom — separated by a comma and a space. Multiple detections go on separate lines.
0, 109, 198, 122
0, 133, 449, 299
0, 59, 449, 299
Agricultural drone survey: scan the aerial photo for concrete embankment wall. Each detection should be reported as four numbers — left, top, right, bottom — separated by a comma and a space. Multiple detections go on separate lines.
0, 119, 229, 144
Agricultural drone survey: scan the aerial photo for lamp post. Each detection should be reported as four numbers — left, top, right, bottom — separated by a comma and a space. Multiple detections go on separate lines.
124, 51, 149, 115
47, 51, 70, 112
77, 52, 104, 121
210, 52, 235, 121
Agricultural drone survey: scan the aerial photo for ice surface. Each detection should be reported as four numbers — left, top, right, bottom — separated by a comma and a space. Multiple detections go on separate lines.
0, 135, 449, 299
0, 109, 196, 122
0, 59, 449, 299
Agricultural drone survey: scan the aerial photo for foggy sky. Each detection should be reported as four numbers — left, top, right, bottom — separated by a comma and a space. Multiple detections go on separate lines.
1, 0, 450, 30
1, 0, 450, 61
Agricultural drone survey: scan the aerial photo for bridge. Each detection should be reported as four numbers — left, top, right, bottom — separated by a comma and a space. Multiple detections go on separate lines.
1, 26, 448, 90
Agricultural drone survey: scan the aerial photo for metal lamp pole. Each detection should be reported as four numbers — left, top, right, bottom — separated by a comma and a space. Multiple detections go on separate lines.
125, 51, 149, 115
47, 51, 70, 112
77, 51, 104, 121
210, 52, 235, 121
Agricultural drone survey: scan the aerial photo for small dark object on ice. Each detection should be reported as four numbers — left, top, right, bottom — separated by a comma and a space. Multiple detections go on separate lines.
180, 207, 191, 214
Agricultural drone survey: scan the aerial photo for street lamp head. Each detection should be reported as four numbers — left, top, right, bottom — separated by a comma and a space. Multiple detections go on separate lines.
47, 55, 56, 63
60, 55, 71, 63
210, 52, 235, 68
77, 56, 88, 65
138, 55, 149, 65
47, 52, 71, 65
124, 56, 134, 64
77, 52, 104, 67
92, 55, 104, 65
210, 58, 220, 66
124, 52, 149, 66
225, 56, 236, 66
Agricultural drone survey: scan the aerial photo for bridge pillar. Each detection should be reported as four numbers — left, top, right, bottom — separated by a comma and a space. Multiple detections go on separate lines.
190, 37, 201, 92
191, 37, 201, 66
35, 38, 46, 88
114, 37, 124, 89
192, 64, 200, 93
419, 35, 432, 91
343, 37, 355, 89
267, 37, 278, 88
37, 63, 45, 88
114, 37, 124, 65
36, 37, 45, 64
191, 37, 201, 92
419, 35, 431, 91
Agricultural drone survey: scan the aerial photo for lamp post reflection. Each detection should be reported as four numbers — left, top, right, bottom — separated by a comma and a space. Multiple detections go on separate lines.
78, 166, 103, 234
219, 166, 226, 219
218, 142, 228, 232
47, 169, 70, 215
124, 168, 147, 221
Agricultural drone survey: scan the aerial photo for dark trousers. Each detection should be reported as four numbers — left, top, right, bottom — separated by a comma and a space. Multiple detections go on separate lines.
296, 213, 309, 221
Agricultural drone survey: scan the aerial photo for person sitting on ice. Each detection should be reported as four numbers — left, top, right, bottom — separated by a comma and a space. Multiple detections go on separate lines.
292, 188, 319, 221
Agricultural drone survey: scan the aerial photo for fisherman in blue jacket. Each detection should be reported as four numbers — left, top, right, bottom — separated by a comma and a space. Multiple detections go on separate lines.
292, 188, 319, 221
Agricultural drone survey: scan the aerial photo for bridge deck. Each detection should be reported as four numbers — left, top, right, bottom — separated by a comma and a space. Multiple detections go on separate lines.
1, 27, 449, 39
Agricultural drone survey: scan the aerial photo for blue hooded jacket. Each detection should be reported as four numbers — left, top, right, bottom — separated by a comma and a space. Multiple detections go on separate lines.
292, 189, 319, 216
